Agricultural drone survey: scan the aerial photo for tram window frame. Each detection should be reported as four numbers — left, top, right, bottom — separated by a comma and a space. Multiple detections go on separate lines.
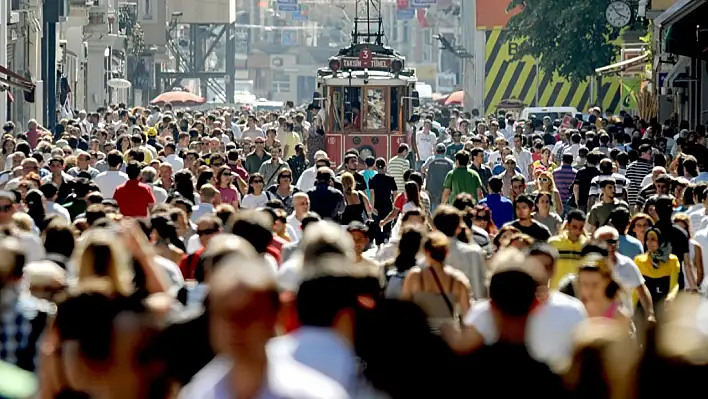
330, 87, 344, 132
362, 86, 389, 132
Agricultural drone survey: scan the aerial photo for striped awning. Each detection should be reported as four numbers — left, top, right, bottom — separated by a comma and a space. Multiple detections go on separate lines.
595, 53, 650, 76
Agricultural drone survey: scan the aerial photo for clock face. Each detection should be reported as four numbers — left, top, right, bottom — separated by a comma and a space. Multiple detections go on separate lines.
606, 1, 632, 28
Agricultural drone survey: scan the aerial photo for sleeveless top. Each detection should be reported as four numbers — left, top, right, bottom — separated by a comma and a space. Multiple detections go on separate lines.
411, 266, 459, 334
341, 192, 366, 225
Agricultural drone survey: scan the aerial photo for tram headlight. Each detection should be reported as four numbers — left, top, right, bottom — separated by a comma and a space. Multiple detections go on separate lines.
391, 60, 403, 73
329, 59, 341, 73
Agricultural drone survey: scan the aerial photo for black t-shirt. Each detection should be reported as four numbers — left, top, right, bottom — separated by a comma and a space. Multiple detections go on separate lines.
369, 173, 398, 214
572, 165, 601, 210
509, 220, 552, 242
338, 169, 367, 192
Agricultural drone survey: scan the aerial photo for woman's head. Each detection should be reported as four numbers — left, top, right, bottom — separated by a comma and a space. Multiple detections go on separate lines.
644, 227, 663, 253
396, 226, 425, 269
535, 191, 553, 214
629, 213, 653, 239
276, 168, 293, 187
672, 213, 691, 237
493, 225, 521, 250
537, 172, 555, 191
472, 205, 494, 233
340, 172, 355, 193
577, 254, 621, 303
405, 181, 421, 206
196, 170, 215, 191
73, 228, 133, 297
248, 173, 265, 193
423, 231, 449, 264
541, 147, 551, 161
216, 165, 233, 187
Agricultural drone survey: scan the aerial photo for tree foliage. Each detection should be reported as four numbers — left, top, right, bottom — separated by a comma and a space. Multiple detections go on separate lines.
505, 0, 622, 82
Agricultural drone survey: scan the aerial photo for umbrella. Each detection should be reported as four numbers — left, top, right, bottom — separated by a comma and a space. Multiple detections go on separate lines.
151, 90, 206, 106
444, 90, 464, 105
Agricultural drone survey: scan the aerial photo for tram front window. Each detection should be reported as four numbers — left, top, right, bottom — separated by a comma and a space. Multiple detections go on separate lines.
343, 87, 361, 130
364, 88, 386, 130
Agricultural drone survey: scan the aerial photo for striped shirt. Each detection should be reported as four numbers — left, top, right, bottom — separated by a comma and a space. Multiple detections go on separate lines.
588, 173, 629, 198
552, 165, 577, 204
387, 155, 411, 193
625, 158, 653, 207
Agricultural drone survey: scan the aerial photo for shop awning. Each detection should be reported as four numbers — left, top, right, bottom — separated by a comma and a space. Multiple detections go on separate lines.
595, 53, 650, 76
654, 0, 706, 29
0, 64, 35, 103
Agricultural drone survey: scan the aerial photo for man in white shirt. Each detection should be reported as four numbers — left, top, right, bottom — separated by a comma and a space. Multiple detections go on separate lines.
140, 166, 168, 204
191, 184, 219, 223
458, 246, 587, 371
296, 151, 329, 191
415, 121, 437, 170
286, 192, 310, 242
94, 151, 128, 199
39, 182, 71, 222
163, 142, 184, 172
511, 134, 533, 179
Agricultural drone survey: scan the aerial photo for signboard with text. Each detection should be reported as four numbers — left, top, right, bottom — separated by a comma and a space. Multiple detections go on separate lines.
341, 58, 391, 69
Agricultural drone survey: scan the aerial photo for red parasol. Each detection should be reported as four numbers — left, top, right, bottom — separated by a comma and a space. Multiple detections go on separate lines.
444, 90, 464, 106
151, 90, 206, 106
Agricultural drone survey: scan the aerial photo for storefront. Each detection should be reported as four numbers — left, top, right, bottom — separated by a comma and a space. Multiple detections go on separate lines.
654, 0, 708, 127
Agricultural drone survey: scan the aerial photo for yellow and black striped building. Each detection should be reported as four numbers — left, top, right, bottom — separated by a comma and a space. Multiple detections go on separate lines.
484, 29, 623, 114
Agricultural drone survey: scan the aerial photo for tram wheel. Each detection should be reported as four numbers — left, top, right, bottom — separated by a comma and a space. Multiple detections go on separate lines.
358, 145, 376, 161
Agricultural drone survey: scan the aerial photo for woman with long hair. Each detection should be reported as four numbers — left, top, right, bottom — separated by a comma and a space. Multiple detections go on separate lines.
340, 171, 372, 225
241, 173, 271, 209
533, 191, 562, 236
172, 170, 197, 205
533, 171, 563, 215
149, 215, 187, 265
471, 204, 497, 237
116, 134, 132, 154
215, 165, 240, 209
384, 225, 425, 299
574, 254, 630, 327
1, 134, 15, 169
628, 213, 653, 245
24, 189, 46, 230
401, 231, 471, 333
195, 169, 215, 192
532, 147, 557, 172
266, 168, 300, 214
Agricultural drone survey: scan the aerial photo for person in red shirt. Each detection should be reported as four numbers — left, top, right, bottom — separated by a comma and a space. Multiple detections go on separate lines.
113, 161, 156, 217
179, 215, 223, 280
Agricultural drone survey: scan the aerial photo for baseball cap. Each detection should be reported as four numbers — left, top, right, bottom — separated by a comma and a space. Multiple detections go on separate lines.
436, 143, 446, 152
314, 150, 329, 161
504, 155, 516, 163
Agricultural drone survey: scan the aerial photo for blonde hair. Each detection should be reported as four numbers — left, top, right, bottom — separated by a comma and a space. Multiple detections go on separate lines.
340, 172, 355, 194
12, 213, 34, 232
537, 171, 557, 191
73, 229, 133, 297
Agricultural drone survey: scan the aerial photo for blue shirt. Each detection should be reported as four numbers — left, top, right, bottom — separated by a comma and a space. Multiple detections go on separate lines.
692, 172, 708, 184
618, 234, 643, 260
479, 194, 514, 228
360, 169, 377, 199
491, 164, 522, 176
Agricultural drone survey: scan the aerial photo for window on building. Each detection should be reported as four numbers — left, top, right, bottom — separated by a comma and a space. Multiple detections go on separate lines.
272, 71, 290, 93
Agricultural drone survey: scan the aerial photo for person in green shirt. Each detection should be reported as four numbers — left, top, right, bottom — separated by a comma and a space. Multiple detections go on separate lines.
441, 150, 484, 205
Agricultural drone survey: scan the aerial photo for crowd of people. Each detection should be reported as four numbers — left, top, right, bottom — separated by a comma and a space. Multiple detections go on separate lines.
0, 101, 707, 398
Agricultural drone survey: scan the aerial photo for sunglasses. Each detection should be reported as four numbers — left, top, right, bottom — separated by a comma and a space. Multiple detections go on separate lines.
280, 174, 292, 179
604, 238, 618, 245
634, 222, 649, 228
255, 141, 265, 144
474, 214, 488, 221
252, 179, 264, 184
0, 204, 12, 212
539, 177, 550, 183
506, 161, 516, 165
197, 228, 219, 236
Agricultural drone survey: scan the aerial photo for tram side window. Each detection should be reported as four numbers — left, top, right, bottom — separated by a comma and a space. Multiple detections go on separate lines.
364, 87, 386, 130
331, 87, 343, 132
390, 87, 399, 132
344, 87, 362, 130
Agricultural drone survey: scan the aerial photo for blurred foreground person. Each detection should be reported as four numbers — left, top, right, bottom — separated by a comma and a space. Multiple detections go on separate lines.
180, 253, 351, 398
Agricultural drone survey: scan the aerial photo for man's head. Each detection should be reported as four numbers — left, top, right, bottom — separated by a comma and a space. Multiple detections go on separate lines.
0, 190, 16, 225
654, 173, 672, 195
600, 178, 616, 200
504, 155, 516, 173
455, 150, 471, 167
511, 175, 526, 197
292, 192, 310, 216
345, 154, 359, 171
514, 194, 534, 220
593, 226, 619, 258
397, 143, 409, 157
197, 215, 223, 248
125, 161, 141, 180
347, 221, 369, 255
565, 209, 586, 242
513, 134, 524, 149
639, 144, 652, 160
200, 184, 219, 205
432, 205, 462, 238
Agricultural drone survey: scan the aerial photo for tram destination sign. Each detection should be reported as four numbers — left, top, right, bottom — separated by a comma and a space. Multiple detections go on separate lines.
341, 57, 392, 69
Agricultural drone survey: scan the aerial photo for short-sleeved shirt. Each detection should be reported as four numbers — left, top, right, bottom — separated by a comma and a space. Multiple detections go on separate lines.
369, 173, 397, 214
113, 180, 156, 217
587, 199, 630, 228
387, 156, 411, 193
506, 220, 551, 242
425, 156, 454, 198
442, 166, 483, 203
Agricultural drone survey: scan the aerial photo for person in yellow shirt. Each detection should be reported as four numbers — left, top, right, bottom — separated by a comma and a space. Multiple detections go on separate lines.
548, 209, 587, 288
281, 122, 301, 161
633, 227, 680, 315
